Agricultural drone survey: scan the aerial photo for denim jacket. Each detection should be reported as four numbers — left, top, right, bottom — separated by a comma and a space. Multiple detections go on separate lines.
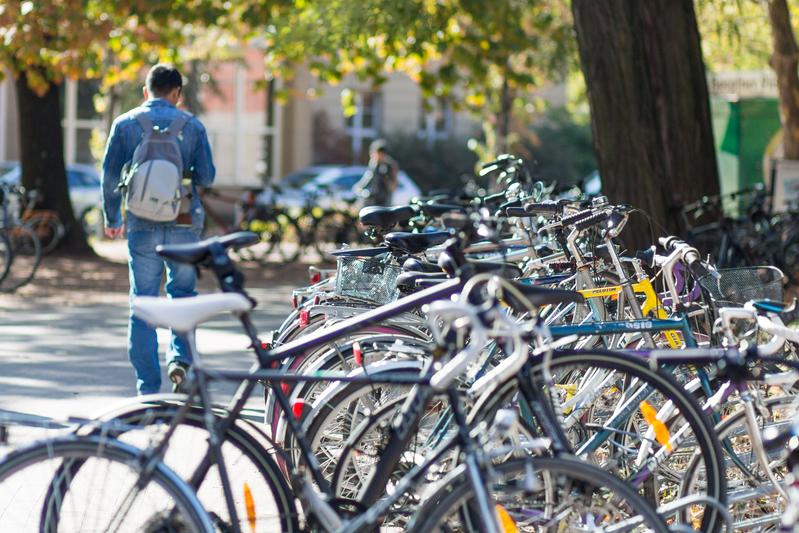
101, 99, 215, 233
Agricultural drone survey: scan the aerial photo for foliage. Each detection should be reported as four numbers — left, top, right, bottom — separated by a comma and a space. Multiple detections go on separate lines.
696, 0, 798, 71
0, 1, 250, 95
263, 0, 575, 158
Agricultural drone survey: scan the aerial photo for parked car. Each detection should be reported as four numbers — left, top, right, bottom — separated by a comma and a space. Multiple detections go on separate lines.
0, 161, 102, 218
259, 165, 421, 210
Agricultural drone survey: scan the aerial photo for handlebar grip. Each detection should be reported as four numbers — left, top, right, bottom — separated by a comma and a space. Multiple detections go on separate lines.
524, 201, 560, 215
560, 209, 595, 227
658, 236, 684, 252
574, 211, 610, 231
686, 260, 711, 281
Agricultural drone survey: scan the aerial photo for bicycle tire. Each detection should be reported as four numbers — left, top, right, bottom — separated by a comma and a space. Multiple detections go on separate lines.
0, 223, 42, 292
0, 230, 13, 285
0, 436, 213, 532
47, 401, 300, 532
468, 349, 726, 533
682, 394, 797, 530
408, 456, 669, 532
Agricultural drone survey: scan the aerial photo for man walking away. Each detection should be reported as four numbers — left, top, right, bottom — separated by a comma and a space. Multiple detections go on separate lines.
355, 139, 399, 206
101, 63, 215, 395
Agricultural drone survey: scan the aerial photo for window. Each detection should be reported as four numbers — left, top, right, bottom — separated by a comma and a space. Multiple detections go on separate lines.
345, 92, 382, 162
62, 79, 104, 166
418, 98, 452, 148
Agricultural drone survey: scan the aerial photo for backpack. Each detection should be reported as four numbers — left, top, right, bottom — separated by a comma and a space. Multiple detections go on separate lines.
120, 113, 190, 222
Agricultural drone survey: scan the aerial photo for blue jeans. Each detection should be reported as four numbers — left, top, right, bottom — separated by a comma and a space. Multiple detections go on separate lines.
128, 227, 199, 394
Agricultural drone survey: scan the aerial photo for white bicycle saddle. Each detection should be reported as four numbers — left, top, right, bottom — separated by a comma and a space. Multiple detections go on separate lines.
132, 293, 253, 333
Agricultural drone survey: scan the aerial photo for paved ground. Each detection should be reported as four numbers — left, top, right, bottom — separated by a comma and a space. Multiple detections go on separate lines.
0, 240, 304, 449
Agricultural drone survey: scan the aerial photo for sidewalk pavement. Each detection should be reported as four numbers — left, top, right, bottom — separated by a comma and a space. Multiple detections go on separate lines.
0, 240, 297, 448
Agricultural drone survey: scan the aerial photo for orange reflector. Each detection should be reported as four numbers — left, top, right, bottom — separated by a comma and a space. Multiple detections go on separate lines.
640, 400, 673, 452
496, 504, 519, 533
243, 482, 256, 532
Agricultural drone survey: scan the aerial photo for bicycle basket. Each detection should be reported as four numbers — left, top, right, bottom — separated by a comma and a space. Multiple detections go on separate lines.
698, 266, 784, 310
334, 257, 402, 304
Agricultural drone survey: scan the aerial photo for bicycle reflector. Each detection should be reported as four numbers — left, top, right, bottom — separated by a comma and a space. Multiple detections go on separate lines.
353, 341, 363, 366
243, 482, 257, 532
495, 504, 519, 533
639, 400, 673, 452
310, 271, 322, 284
299, 309, 310, 328
292, 399, 309, 420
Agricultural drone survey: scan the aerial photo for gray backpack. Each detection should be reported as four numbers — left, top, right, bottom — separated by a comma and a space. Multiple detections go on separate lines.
121, 113, 189, 222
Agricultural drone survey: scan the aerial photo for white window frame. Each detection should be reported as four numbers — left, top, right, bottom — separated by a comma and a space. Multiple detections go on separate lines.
62, 79, 103, 165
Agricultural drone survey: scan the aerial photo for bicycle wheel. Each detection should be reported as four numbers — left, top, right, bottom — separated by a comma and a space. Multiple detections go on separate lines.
0, 436, 213, 532
287, 366, 419, 480
25, 212, 65, 255
1, 223, 42, 292
469, 350, 725, 532
59, 401, 300, 532
682, 394, 798, 530
0, 230, 13, 285
408, 456, 669, 532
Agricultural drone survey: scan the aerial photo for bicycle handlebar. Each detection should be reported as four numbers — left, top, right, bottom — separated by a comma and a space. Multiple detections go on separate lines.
573, 210, 610, 231
559, 208, 595, 227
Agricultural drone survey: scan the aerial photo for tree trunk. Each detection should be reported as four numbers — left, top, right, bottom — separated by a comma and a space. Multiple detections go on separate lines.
496, 76, 512, 155
16, 73, 92, 254
572, 0, 720, 248
767, 0, 799, 160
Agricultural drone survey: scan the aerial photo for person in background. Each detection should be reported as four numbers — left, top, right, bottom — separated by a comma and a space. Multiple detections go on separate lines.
355, 139, 398, 206
101, 63, 215, 395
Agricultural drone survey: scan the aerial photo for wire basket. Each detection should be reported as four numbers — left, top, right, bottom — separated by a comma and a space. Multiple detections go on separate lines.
698, 266, 784, 311
334, 257, 402, 304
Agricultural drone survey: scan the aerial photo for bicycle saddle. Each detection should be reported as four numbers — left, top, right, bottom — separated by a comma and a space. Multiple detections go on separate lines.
384, 231, 450, 255
133, 293, 254, 333
359, 205, 416, 229
156, 231, 259, 265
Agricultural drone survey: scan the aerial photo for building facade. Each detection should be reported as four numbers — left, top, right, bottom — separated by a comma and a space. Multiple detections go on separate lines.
0, 50, 483, 188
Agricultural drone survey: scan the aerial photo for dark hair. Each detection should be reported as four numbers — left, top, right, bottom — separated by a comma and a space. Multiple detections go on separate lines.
146, 63, 183, 97
369, 139, 387, 154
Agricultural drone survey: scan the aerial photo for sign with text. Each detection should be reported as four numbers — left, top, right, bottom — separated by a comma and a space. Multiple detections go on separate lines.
707, 71, 778, 99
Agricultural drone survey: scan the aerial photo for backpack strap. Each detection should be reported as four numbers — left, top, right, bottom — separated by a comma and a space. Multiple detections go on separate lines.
166, 113, 191, 137
135, 113, 154, 133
